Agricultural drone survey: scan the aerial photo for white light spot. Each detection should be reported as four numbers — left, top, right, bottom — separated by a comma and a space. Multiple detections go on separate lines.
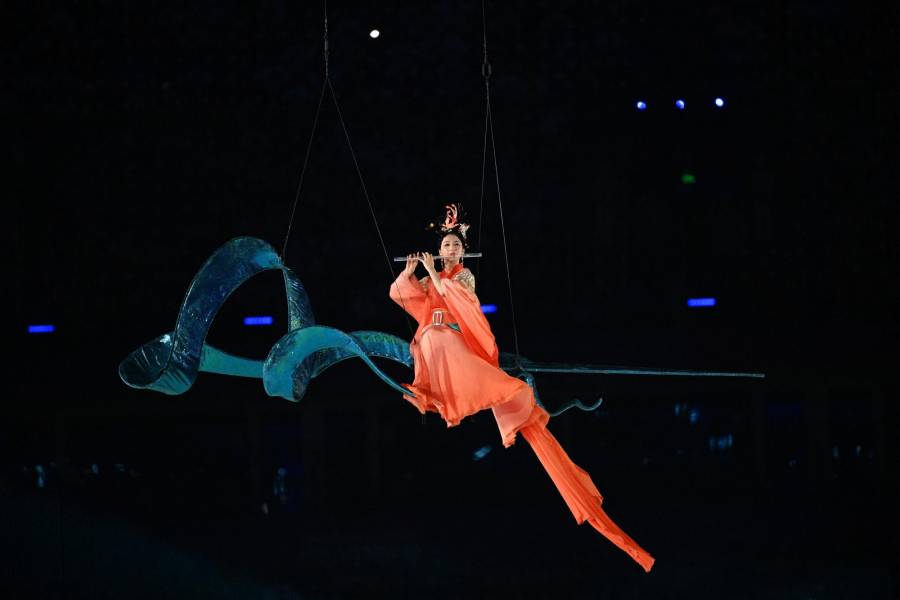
370, 29, 380, 39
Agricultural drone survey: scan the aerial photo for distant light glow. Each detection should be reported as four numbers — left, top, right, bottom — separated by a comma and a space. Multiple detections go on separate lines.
28, 324, 55, 334
687, 298, 716, 307
472, 445, 492, 461
636, 100, 647, 111
714, 97, 725, 107
481, 304, 497, 314
370, 29, 380, 39
675, 99, 686, 110
681, 172, 696, 184
709, 434, 733, 451
689, 409, 699, 424
244, 316, 274, 326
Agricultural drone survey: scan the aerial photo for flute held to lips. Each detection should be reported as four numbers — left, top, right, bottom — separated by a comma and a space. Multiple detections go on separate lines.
392, 252, 483, 262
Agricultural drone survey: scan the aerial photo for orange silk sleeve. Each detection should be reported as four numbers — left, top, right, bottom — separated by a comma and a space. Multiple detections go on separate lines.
389, 273, 430, 325
441, 275, 500, 367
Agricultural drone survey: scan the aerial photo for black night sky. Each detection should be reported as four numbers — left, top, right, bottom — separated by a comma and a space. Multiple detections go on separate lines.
7, 2, 898, 598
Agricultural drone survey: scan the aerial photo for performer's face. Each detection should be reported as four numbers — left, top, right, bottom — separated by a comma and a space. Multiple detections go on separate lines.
439, 234, 464, 266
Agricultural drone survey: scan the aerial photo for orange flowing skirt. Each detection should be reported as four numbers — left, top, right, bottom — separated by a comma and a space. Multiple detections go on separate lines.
403, 324, 655, 573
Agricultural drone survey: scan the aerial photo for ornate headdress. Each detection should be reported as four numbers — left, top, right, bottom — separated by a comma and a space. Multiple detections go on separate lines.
426, 203, 471, 248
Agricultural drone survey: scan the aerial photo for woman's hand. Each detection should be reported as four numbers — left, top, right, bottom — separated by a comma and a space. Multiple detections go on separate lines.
419, 252, 437, 273
403, 254, 419, 277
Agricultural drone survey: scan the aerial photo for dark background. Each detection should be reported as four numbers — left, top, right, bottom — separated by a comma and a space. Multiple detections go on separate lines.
6, 1, 898, 598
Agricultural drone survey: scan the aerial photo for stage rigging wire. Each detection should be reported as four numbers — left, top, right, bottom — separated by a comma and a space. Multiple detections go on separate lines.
476, 0, 525, 369
279, 0, 417, 341
280, 0, 526, 368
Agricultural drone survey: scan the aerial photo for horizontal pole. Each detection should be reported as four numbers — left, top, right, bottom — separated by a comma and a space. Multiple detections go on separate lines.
516, 364, 765, 379
393, 253, 483, 262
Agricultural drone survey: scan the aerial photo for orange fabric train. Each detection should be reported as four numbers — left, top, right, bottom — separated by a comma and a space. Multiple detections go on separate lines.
389, 264, 655, 573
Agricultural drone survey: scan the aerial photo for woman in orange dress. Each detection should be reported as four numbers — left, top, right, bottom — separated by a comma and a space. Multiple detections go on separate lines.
389, 204, 655, 573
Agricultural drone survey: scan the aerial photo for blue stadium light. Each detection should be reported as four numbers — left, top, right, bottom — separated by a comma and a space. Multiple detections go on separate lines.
244, 316, 274, 326
635, 100, 647, 111
675, 99, 686, 110
481, 304, 497, 314
714, 97, 725, 108
28, 324, 55, 334
687, 298, 716, 307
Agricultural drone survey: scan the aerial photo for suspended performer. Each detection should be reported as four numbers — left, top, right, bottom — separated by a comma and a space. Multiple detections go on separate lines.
389, 203, 655, 572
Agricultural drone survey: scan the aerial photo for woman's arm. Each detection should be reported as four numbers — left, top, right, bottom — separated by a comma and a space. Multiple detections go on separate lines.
391, 254, 424, 296
389, 255, 429, 321
420, 253, 446, 296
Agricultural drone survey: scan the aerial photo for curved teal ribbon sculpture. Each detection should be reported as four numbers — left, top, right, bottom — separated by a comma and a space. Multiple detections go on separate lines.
119, 236, 412, 403
119, 237, 763, 414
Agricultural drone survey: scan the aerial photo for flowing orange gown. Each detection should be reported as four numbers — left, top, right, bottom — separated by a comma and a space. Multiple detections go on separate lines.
389, 263, 655, 572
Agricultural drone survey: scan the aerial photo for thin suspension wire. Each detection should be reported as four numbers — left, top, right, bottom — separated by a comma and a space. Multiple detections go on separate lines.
327, 79, 415, 341
481, 0, 488, 59
476, 108, 488, 280
487, 98, 523, 368
282, 1, 330, 261
317, 0, 417, 415
281, 0, 415, 340
475, 0, 491, 277
476, 108, 488, 277
281, 81, 327, 260
323, 0, 329, 79
479, 0, 523, 368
